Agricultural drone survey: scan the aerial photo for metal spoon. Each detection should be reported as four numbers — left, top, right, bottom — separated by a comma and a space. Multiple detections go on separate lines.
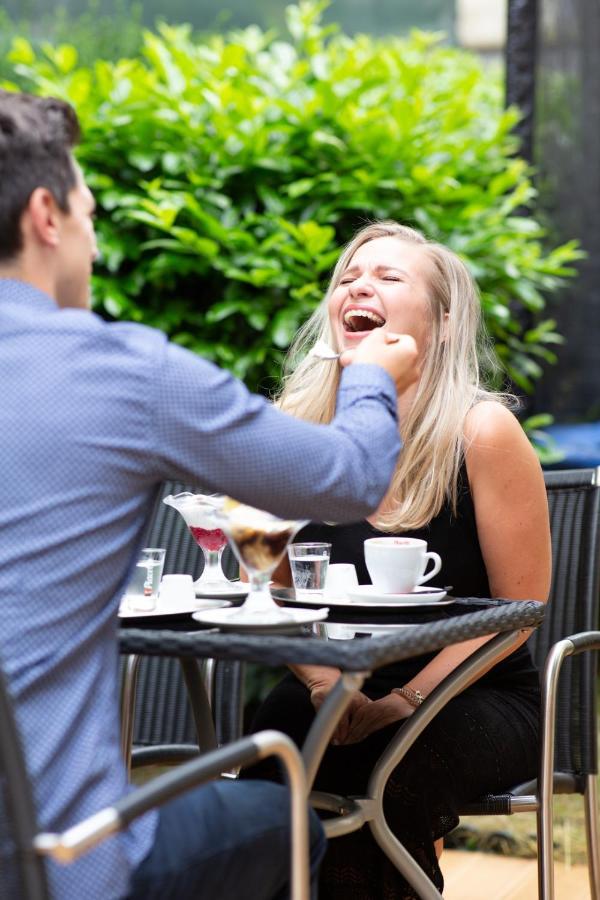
309, 334, 402, 361
309, 339, 342, 360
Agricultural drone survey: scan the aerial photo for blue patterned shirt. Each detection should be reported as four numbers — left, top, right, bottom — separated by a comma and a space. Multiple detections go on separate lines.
0, 279, 401, 898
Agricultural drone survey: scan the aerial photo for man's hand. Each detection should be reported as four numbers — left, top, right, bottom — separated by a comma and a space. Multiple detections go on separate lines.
342, 331, 420, 394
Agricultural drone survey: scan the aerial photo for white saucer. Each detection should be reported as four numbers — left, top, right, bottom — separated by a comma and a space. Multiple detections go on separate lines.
191, 605, 329, 633
273, 586, 452, 609
194, 581, 249, 599
346, 586, 448, 604
119, 598, 231, 618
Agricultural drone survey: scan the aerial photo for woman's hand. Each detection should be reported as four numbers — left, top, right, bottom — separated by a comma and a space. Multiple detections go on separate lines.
306, 670, 371, 745
307, 672, 341, 712
340, 692, 414, 745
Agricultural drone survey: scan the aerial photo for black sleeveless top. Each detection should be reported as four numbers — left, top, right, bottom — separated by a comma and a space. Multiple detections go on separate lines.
297, 465, 538, 687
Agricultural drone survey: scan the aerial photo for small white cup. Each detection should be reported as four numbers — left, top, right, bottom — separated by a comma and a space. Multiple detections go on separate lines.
364, 537, 442, 594
325, 563, 359, 598
159, 574, 196, 607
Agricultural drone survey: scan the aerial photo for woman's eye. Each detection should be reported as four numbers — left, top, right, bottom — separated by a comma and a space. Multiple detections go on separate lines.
382, 275, 402, 282
339, 278, 354, 285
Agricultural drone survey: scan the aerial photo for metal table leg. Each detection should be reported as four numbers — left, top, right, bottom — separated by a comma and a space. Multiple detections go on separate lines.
366, 630, 524, 899
302, 631, 523, 899
179, 658, 218, 752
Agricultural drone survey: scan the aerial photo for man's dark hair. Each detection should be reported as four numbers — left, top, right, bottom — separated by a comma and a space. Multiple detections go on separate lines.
0, 91, 81, 262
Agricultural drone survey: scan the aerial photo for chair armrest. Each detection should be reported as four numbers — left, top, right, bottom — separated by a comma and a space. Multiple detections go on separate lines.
131, 744, 201, 767
540, 630, 600, 784
33, 730, 304, 861
567, 631, 600, 654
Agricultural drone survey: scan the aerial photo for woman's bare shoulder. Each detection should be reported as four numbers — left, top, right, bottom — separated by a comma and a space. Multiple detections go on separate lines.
463, 400, 527, 452
463, 400, 539, 472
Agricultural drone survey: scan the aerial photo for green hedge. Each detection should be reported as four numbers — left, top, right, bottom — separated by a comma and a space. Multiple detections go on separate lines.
0, 2, 144, 78
2, 0, 582, 395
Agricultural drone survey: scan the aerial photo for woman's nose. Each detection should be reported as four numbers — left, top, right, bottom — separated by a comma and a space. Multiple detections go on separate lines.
349, 276, 375, 298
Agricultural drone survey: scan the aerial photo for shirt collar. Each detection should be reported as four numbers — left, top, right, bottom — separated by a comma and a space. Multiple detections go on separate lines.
0, 278, 58, 311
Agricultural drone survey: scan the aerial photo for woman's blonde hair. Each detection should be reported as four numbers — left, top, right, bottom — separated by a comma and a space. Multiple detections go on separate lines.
277, 221, 509, 531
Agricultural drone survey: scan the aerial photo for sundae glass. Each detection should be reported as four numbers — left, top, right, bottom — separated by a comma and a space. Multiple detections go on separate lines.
211, 499, 325, 627
162, 492, 242, 596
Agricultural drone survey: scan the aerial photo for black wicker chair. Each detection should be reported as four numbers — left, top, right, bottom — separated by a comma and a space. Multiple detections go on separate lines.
120, 481, 245, 771
0, 661, 310, 900
459, 467, 600, 899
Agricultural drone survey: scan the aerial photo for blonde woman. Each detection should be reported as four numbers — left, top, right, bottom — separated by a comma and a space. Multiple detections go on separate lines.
244, 222, 551, 899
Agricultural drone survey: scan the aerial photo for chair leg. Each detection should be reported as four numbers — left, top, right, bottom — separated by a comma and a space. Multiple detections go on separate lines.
537, 641, 571, 900
120, 654, 141, 776
584, 773, 600, 899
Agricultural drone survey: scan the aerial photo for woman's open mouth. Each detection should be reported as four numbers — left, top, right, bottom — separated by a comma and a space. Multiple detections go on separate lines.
342, 307, 386, 334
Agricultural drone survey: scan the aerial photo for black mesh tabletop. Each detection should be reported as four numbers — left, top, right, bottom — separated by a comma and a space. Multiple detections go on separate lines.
119, 599, 545, 672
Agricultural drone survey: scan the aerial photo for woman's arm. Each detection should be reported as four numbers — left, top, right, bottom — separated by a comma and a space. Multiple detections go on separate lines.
343, 401, 552, 743
464, 400, 551, 602
266, 555, 371, 741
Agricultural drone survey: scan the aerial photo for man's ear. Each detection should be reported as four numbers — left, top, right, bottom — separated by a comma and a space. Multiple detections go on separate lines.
25, 187, 62, 248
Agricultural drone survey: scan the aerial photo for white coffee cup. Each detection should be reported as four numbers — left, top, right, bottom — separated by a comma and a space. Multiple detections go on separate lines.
364, 537, 442, 594
325, 563, 359, 598
159, 574, 196, 606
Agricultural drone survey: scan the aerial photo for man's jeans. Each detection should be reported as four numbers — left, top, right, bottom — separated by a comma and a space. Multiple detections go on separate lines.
125, 779, 326, 900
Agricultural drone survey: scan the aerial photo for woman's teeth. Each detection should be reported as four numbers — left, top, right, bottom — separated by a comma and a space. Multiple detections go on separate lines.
343, 309, 386, 332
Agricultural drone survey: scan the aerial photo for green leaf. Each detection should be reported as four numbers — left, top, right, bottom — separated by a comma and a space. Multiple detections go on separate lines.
271, 306, 303, 348
286, 178, 316, 199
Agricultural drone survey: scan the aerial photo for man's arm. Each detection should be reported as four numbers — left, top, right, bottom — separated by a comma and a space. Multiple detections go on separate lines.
153, 332, 417, 522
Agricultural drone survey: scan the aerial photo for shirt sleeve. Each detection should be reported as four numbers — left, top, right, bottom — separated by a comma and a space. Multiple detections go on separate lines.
152, 341, 402, 523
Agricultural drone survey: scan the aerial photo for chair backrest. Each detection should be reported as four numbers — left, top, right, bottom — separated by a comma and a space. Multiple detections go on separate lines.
0, 665, 49, 900
127, 481, 244, 749
529, 467, 600, 778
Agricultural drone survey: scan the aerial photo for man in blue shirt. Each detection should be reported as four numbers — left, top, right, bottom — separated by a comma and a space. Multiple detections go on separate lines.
0, 90, 417, 899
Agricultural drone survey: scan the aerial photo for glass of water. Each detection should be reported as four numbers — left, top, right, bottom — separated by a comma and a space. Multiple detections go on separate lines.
287, 542, 331, 599
124, 547, 166, 612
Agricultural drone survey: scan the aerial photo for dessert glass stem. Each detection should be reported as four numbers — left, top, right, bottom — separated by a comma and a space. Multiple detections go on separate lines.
244, 570, 278, 613
199, 547, 226, 584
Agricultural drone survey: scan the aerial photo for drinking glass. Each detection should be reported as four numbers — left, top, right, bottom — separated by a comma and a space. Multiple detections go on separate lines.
162, 492, 235, 594
125, 547, 166, 611
288, 542, 331, 599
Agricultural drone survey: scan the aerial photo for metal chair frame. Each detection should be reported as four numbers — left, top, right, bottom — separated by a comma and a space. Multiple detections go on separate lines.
0, 660, 310, 900
458, 467, 600, 900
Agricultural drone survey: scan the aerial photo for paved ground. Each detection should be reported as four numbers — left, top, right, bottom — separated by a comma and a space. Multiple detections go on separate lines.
442, 849, 591, 899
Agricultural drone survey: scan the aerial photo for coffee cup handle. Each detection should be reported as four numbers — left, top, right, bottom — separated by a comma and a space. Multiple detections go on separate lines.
418, 552, 442, 585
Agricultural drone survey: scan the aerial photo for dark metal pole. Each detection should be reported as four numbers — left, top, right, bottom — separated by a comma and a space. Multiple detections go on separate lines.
505, 0, 539, 163
505, 0, 540, 412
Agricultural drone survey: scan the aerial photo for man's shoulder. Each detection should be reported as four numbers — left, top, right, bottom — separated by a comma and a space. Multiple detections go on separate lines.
54, 308, 171, 365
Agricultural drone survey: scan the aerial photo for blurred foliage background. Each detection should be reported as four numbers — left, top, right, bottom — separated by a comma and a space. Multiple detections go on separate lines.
0, 0, 455, 51
1, 1, 582, 417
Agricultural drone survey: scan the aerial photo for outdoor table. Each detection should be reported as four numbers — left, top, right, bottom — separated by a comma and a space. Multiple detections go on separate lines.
119, 597, 545, 900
